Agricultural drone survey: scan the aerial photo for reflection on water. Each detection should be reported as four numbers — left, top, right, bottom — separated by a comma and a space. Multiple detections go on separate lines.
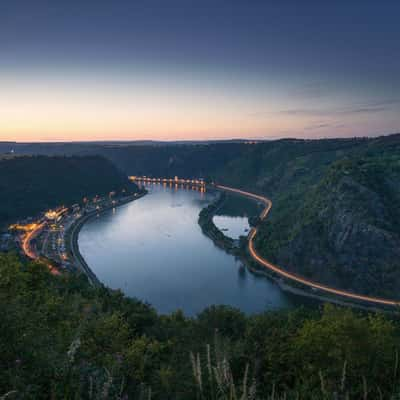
212, 215, 250, 240
213, 192, 261, 239
78, 183, 291, 315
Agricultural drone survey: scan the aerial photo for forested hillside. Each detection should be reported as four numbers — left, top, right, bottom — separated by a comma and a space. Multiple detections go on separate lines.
214, 134, 400, 298
0, 156, 135, 228
1, 253, 400, 399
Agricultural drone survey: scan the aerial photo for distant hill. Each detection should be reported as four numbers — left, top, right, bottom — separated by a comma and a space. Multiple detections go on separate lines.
97, 143, 250, 178
0, 155, 135, 229
0, 139, 260, 158
0, 141, 257, 179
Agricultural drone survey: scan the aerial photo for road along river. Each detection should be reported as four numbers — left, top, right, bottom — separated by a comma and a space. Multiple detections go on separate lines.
78, 183, 291, 315
216, 184, 400, 308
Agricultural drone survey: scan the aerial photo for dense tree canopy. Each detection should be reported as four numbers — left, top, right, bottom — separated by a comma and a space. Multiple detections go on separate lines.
1, 253, 400, 399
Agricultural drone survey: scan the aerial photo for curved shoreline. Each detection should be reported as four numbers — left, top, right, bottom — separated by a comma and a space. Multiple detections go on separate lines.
66, 181, 398, 311
66, 192, 146, 287
199, 203, 390, 312
214, 184, 399, 310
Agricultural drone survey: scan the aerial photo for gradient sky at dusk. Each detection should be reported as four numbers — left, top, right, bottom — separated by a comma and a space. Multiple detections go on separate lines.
1, 0, 399, 142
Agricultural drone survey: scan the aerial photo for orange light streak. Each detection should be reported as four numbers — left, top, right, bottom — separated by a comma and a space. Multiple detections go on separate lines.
216, 184, 399, 307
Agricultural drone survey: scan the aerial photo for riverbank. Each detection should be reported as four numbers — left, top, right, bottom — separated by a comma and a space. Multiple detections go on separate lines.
198, 191, 240, 253
74, 183, 286, 314
66, 191, 147, 287
200, 185, 397, 313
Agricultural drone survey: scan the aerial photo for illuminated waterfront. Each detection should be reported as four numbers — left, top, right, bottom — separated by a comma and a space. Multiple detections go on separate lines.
78, 183, 291, 315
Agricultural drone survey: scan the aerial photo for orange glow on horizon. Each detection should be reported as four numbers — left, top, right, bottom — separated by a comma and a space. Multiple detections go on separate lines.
0, 70, 373, 142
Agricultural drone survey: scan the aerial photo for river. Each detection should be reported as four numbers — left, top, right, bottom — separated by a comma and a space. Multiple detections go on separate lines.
78, 183, 291, 315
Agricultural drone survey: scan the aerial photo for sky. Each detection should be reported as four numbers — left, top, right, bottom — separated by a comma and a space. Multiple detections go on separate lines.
0, 0, 399, 142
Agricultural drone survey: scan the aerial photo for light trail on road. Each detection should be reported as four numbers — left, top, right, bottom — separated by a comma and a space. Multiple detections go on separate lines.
21, 223, 45, 259
21, 221, 61, 275
21, 207, 68, 260
216, 184, 399, 307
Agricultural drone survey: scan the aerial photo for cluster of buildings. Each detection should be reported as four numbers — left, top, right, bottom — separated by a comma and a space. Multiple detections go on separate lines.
130, 176, 207, 193
130, 175, 205, 186
3, 190, 138, 271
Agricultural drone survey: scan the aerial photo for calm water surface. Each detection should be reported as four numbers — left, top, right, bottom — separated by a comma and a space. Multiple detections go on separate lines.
78, 184, 291, 315
212, 215, 250, 239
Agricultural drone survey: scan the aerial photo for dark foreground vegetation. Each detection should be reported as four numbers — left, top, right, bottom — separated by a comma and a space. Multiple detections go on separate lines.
0, 156, 135, 229
1, 253, 400, 400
